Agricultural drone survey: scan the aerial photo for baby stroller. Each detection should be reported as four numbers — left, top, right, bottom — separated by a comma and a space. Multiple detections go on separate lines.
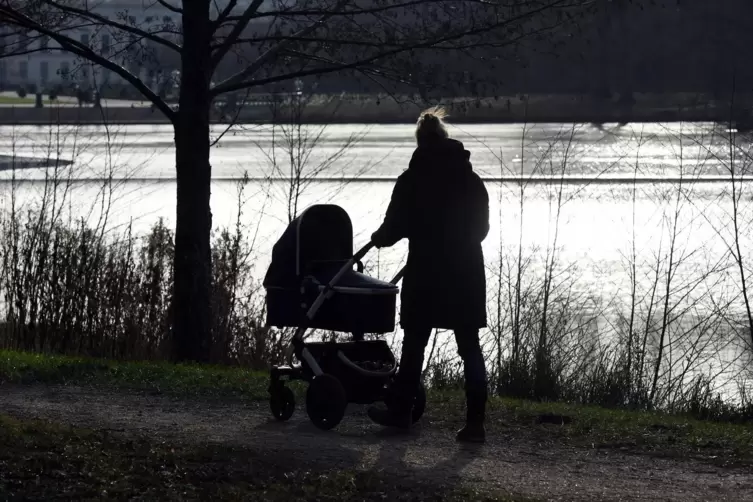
263, 204, 426, 430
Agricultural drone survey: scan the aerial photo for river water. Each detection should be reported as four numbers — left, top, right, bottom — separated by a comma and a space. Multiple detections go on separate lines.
1, 122, 751, 399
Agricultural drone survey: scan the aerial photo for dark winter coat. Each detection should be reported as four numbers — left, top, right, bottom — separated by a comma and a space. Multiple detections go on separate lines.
372, 138, 489, 330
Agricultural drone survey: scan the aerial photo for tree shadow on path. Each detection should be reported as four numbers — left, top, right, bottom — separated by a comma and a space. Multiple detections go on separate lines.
254, 410, 483, 494
368, 424, 484, 488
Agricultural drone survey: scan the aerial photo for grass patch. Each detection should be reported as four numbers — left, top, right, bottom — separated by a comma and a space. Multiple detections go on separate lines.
0, 96, 38, 105
0, 350, 271, 399
1, 350, 752, 465
495, 396, 753, 465
398, 387, 753, 464
0, 414, 524, 501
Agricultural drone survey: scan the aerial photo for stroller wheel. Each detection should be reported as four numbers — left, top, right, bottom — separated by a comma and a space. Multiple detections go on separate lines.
306, 373, 347, 431
270, 385, 295, 421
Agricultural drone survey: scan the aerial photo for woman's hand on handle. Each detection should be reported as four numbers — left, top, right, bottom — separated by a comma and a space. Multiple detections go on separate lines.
371, 231, 386, 249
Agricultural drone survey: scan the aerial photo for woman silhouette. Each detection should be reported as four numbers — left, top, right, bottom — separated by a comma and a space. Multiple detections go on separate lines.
368, 108, 489, 443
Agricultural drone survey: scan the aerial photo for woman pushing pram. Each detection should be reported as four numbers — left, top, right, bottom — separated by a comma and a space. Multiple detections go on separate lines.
368, 108, 490, 444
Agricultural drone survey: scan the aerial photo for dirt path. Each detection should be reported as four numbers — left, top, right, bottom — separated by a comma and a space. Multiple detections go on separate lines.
1, 383, 751, 501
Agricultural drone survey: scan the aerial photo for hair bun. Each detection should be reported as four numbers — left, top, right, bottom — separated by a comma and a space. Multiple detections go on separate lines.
420, 106, 448, 121
415, 107, 449, 144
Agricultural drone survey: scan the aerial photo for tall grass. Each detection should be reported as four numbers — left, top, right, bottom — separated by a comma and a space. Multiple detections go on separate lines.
0, 211, 280, 366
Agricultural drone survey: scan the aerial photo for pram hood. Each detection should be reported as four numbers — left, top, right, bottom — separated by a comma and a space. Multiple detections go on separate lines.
263, 204, 397, 292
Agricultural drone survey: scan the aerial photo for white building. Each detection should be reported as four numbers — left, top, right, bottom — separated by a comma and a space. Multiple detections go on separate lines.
0, 0, 272, 93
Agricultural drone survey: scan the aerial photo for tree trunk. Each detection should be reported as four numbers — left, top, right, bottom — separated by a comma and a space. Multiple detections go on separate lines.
172, 1, 213, 362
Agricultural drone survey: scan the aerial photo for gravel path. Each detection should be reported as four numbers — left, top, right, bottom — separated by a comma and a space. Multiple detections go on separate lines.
1, 383, 751, 501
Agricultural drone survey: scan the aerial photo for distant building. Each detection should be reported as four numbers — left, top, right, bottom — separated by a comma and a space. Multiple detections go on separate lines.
0, 0, 271, 95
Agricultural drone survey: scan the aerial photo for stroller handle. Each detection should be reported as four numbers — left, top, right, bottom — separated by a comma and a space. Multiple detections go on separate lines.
286, 240, 404, 364
390, 266, 406, 285
352, 241, 374, 264
313, 241, 404, 312
285, 241, 376, 365
357, 241, 406, 285
301, 241, 374, 326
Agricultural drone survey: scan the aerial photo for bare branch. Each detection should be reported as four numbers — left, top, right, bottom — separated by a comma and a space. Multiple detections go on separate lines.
213, 0, 239, 27
211, 32, 556, 52
218, 0, 498, 23
42, 0, 181, 53
211, 0, 264, 68
211, 0, 353, 96
155, 0, 183, 14
211, 0, 567, 96
0, 7, 176, 121
209, 88, 253, 147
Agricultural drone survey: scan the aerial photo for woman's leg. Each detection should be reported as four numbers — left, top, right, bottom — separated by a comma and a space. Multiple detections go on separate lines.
455, 328, 488, 442
393, 326, 433, 402
368, 326, 432, 428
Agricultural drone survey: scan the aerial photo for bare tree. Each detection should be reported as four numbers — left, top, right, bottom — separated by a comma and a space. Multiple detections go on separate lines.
0, 0, 594, 362
259, 90, 371, 223
657, 114, 753, 365
720, 114, 753, 348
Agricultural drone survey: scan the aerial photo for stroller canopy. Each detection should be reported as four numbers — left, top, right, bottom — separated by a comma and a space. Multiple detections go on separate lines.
264, 204, 398, 334
264, 204, 353, 288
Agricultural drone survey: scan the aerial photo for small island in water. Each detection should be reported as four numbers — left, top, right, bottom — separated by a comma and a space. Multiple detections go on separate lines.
0, 154, 73, 171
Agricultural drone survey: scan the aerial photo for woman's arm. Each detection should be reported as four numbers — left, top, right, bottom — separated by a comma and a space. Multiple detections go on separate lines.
371, 172, 412, 248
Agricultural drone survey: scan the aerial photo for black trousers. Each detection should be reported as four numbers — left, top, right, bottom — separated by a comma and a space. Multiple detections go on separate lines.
393, 327, 488, 410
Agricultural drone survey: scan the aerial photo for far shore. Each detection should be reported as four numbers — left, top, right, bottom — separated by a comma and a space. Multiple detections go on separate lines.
0, 92, 751, 127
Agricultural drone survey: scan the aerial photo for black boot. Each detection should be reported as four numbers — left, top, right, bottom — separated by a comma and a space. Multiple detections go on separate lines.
367, 404, 412, 430
368, 384, 413, 430
369, 328, 430, 431
456, 391, 486, 443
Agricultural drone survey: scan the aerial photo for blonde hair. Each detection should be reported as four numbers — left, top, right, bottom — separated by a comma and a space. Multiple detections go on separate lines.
415, 106, 449, 145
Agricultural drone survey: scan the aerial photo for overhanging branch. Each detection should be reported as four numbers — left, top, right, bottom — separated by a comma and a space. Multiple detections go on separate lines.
210, 0, 350, 96
209, 32, 559, 51
212, 0, 239, 27
210, 0, 264, 68
155, 0, 183, 14
211, 0, 572, 97
43, 0, 181, 53
217, 0, 497, 23
0, 7, 176, 122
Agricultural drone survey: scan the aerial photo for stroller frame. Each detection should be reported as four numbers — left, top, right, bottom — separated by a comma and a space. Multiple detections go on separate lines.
268, 241, 426, 430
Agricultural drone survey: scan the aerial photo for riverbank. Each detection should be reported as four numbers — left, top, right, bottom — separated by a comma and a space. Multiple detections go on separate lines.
0, 350, 751, 501
0, 92, 750, 126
